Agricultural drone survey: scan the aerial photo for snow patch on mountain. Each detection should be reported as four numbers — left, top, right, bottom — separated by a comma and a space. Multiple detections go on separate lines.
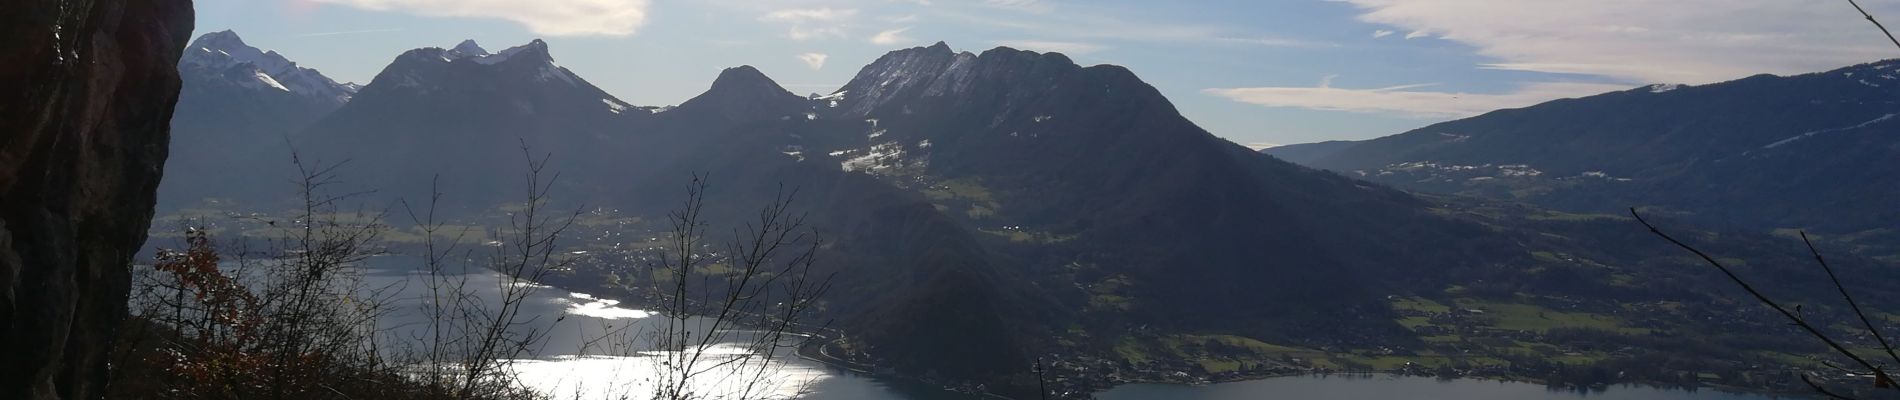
840, 142, 909, 173
1762, 113, 1897, 149
811, 91, 848, 108
603, 98, 630, 114
451, 40, 489, 57
1647, 84, 1683, 93
183, 30, 357, 105
246, 70, 289, 92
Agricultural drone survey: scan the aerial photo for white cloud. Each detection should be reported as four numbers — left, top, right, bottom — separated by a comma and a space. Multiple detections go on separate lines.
1372, 29, 1394, 38
761, 7, 858, 41
760, 7, 859, 23
798, 53, 829, 70
1338, 0, 1900, 84
309, 0, 650, 36
994, 40, 1108, 55
1402, 30, 1428, 40
1204, 81, 1630, 118
870, 28, 914, 45
788, 25, 847, 40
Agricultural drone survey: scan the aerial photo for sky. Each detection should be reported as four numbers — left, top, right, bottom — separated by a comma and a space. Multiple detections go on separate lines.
195, 0, 1900, 148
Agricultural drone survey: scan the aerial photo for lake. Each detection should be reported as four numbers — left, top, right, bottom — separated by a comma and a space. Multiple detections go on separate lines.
354, 257, 1783, 400
354, 256, 984, 400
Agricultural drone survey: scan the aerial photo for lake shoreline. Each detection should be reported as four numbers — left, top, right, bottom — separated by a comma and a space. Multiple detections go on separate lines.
528, 263, 1803, 400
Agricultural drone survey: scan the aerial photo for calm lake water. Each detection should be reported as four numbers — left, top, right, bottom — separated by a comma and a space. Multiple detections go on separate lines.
355, 257, 1782, 400
356, 256, 981, 400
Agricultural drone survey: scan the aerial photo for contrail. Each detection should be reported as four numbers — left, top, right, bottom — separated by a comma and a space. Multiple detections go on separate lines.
293, 28, 406, 38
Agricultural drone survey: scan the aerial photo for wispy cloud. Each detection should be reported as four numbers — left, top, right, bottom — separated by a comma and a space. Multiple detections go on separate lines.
1204, 80, 1629, 118
798, 53, 829, 70
788, 26, 847, 40
760, 7, 859, 41
308, 0, 650, 36
760, 7, 859, 22
1338, 0, 1900, 84
1372, 30, 1394, 38
870, 28, 914, 45
994, 40, 1107, 55
292, 28, 407, 38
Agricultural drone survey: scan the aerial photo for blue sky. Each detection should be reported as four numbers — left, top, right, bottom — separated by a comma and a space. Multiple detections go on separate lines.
195, 0, 1900, 147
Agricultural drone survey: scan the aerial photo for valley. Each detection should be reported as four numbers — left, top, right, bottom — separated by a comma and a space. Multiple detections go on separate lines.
144, 29, 1900, 400
16, 1, 1900, 400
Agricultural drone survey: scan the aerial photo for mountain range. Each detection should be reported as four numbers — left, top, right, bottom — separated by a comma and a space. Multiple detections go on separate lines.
161, 31, 1900, 395
1267, 61, 1900, 239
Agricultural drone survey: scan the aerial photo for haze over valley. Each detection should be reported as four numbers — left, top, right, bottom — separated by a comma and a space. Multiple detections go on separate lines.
11, 1, 1900, 400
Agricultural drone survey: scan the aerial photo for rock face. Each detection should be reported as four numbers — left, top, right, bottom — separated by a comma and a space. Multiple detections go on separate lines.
0, 1, 193, 399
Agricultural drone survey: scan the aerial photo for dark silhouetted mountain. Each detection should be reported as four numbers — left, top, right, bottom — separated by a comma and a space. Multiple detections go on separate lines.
283, 44, 1046, 382
294, 39, 654, 207
664, 65, 809, 123
1289, 60, 1900, 234
162, 30, 359, 210
786, 43, 1546, 354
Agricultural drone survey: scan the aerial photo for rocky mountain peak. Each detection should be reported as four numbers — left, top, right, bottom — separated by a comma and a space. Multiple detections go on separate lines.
450, 39, 489, 57
834, 42, 1149, 119
181, 30, 356, 105
708, 66, 795, 98
669, 65, 807, 121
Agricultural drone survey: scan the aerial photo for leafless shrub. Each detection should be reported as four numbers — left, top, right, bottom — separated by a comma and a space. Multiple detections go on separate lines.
625, 176, 834, 400
1633, 209, 1898, 399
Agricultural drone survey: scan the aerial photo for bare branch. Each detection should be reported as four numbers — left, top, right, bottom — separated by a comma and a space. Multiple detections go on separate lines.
1848, 0, 1900, 52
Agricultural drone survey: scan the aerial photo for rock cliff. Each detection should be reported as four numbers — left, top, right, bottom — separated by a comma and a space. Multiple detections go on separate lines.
0, 1, 193, 399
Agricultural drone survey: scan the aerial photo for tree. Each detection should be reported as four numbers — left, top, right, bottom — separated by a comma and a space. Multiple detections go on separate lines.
639, 176, 833, 400
122, 152, 395, 399
402, 142, 577, 399
1633, 209, 1898, 399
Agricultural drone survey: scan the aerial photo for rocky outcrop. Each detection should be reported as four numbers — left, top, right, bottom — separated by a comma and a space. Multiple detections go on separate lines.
0, 1, 193, 399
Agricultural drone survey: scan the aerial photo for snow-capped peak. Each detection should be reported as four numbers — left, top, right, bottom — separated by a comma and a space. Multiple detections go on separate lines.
185, 30, 293, 74
451, 40, 490, 57
182, 30, 357, 105
438, 39, 553, 67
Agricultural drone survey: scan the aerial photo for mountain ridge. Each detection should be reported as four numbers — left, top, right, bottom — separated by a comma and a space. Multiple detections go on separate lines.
162, 34, 1900, 396
1276, 58, 1900, 233
162, 30, 358, 210
181, 30, 357, 105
